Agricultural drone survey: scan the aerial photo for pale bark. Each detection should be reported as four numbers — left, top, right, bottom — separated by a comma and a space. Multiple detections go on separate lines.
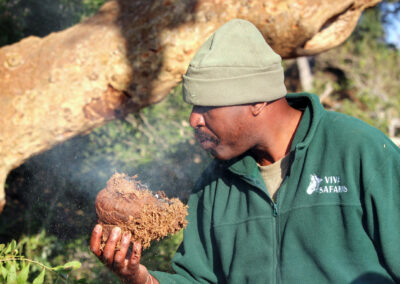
297, 57, 313, 92
0, 0, 381, 211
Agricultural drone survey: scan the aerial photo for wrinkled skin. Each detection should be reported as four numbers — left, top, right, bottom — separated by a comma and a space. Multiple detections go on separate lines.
90, 224, 159, 284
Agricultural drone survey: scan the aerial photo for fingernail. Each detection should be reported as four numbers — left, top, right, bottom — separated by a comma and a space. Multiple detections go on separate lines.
111, 227, 121, 240
94, 224, 102, 232
134, 243, 141, 252
121, 235, 131, 245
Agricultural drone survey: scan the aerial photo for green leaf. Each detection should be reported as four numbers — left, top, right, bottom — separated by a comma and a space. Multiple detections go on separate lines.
53, 261, 81, 272
52, 265, 63, 272
9, 241, 16, 252
0, 263, 8, 279
4, 243, 12, 255
63, 261, 81, 270
3, 240, 18, 256
17, 263, 29, 284
32, 269, 45, 284
6, 261, 17, 284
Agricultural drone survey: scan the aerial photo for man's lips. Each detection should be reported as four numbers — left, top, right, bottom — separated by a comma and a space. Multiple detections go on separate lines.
194, 129, 219, 148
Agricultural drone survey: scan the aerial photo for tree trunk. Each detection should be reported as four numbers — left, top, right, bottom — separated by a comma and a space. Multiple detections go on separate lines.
297, 57, 313, 92
0, 0, 381, 211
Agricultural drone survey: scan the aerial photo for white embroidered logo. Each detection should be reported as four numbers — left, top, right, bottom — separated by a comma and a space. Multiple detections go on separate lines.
306, 174, 348, 195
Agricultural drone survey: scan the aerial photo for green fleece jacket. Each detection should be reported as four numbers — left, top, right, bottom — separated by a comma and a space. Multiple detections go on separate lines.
151, 93, 400, 283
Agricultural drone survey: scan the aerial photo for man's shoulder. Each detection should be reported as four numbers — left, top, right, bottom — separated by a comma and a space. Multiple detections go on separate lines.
323, 111, 383, 139
320, 110, 399, 154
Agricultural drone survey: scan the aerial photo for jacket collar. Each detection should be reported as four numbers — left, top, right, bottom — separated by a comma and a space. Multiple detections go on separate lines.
219, 92, 325, 179
286, 92, 325, 151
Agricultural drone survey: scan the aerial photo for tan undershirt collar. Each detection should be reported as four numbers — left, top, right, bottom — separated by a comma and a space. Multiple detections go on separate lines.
258, 154, 290, 200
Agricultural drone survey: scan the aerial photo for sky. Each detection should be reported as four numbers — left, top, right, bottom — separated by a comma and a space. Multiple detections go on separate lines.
383, 2, 400, 48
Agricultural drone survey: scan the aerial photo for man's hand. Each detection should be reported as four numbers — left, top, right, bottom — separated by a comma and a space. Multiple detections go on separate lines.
90, 224, 159, 284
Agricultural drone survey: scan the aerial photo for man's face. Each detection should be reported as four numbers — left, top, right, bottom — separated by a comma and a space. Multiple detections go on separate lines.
189, 104, 255, 160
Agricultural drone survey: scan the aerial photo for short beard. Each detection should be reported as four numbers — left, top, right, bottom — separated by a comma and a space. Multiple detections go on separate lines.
194, 129, 220, 145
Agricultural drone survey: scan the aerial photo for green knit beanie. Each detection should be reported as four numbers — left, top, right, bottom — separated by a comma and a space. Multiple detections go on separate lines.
183, 19, 287, 106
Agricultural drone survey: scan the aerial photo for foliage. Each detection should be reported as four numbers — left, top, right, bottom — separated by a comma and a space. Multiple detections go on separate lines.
0, 239, 81, 283
0, 0, 106, 47
310, 5, 400, 134
0, 0, 24, 46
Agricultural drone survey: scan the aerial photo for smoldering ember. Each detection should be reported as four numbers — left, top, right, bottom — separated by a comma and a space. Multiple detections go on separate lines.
95, 173, 187, 249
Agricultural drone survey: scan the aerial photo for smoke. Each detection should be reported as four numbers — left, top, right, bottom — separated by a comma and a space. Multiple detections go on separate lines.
3, 94, 211, 242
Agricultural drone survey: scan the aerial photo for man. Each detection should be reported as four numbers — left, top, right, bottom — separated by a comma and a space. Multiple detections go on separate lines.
90, 19, 400, 283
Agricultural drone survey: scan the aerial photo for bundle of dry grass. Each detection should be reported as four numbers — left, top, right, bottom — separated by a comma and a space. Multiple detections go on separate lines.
95, 173, 188, 249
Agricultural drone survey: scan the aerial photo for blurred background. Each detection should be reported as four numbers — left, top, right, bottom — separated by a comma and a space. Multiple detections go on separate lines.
0, 0, 399, 282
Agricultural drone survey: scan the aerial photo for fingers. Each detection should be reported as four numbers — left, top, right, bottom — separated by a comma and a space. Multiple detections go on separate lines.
90, 224, 103, 257
114, 232, 132, 269
89, 225, 145, 282
103, 227, 122, 266
128, 242, 142, 270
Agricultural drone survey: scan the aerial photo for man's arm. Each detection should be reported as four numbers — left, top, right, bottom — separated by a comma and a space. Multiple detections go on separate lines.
150, 185, 219, 283
90, 224, 159, 284
362, 140, 400, 281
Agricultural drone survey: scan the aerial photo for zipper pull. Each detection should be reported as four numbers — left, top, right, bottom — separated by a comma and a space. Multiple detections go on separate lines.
273, 203, 278, 217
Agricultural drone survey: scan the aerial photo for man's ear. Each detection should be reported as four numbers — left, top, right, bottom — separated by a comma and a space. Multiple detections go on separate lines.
251, 102, 267, 116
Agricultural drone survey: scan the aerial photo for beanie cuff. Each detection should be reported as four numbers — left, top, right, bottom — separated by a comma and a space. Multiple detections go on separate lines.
183, 68, 287, 106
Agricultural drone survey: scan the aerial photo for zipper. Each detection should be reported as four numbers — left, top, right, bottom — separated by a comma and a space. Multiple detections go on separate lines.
272, 201, 280, 284
273, 202, 278, 217
246, 169, 281, 283
272, 169, 291, 284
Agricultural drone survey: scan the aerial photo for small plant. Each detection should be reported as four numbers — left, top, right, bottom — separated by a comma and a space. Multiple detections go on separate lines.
0, 240, 82, 284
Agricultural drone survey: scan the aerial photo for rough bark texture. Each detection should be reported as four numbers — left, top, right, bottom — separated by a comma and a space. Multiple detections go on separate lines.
0, 0, 381, 211
95, 173, 188, 248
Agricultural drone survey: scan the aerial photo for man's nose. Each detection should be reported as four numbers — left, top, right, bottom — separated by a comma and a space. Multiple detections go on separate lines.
189, 110, 205, 129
